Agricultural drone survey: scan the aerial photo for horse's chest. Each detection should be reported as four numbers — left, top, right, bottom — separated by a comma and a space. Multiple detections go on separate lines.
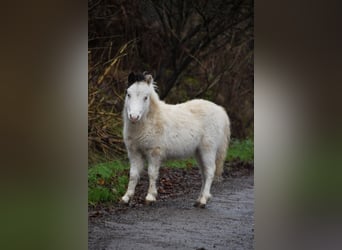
125, 131, 158, 151
137, 137, 156, 150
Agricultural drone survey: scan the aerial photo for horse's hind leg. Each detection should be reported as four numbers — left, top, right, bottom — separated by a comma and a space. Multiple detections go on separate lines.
121, 151, 144, 204
194, 149, 216, 208
194, 150, 205, 200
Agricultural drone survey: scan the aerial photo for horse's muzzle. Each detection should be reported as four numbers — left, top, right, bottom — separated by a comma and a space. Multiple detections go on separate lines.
129, 114, 140, 123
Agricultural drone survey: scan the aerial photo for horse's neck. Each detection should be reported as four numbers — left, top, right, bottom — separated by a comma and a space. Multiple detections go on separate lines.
147, 92, 161, 120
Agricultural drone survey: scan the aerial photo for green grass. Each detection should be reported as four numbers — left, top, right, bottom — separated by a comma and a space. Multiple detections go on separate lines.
165, 159, 196, 169
226, 138, 254, 162
88, 160, 129, 205
165, 138, 254, 168
88, 138, 253, 205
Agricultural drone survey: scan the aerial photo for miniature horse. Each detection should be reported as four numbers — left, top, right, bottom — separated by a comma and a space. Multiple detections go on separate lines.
121, 72, 230, 208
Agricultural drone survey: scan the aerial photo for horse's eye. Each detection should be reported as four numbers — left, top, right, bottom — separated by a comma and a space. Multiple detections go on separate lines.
144, 96, 148, 101
127, 93, 131, 98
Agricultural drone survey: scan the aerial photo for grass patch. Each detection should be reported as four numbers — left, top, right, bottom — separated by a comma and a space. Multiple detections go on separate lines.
88, 160, 129, 205
164, 159, 196, 169
165, 138, 254, 168
226, 138, 254, 162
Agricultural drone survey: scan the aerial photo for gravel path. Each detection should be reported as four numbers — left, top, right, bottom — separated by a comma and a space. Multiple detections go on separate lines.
89, 163, 254, 250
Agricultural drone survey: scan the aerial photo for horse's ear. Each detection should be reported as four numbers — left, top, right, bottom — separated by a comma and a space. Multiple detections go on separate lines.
144, 74, 153, 85
128, 72, 136, 87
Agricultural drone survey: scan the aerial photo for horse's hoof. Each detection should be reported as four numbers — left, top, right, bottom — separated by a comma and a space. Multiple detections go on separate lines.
145, 193, 156, 205
119, 200, 128, 205
145, 200, 155, 206
199, 203, 206, 208
193, 201, 206, 208
119, 196, 130, 205
119, 200, 129, 206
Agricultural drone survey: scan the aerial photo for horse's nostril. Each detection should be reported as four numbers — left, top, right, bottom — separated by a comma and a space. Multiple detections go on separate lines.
129, 114, 139, 121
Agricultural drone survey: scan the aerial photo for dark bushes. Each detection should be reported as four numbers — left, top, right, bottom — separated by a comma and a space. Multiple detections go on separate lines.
88, 0, 253, 163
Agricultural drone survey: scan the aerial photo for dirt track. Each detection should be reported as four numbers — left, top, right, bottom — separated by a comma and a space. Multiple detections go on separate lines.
89, 163, 254, 250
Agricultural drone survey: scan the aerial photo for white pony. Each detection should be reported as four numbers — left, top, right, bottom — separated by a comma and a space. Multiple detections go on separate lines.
121, 72, 230, 208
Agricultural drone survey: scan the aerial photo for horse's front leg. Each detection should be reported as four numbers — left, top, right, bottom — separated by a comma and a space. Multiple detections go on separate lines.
145, 148, 161, 204
121, 151, 144, 204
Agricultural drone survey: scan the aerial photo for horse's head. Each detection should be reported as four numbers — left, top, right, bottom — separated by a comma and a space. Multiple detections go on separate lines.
125, 72, 155, 123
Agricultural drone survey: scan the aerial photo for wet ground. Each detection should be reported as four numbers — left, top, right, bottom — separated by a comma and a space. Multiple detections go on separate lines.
89, 161, 254, 250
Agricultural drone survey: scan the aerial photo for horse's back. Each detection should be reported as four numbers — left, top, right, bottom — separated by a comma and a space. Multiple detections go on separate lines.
163, 98, 225, 117
161, 99, 229, 146
176, 99, 229, 128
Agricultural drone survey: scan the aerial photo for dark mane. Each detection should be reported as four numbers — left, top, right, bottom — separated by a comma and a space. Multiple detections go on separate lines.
134, 73, 145, 82
128, 72, 148, 86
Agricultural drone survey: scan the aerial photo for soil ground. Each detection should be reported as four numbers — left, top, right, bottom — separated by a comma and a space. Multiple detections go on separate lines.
89, 161, 254, 250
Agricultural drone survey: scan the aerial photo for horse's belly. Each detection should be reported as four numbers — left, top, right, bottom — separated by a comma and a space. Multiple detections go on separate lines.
165, 149, 193, 160
164, 138, 199, 159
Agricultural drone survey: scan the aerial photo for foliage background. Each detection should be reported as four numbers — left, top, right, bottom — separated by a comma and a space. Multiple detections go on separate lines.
88, 0, 254, 164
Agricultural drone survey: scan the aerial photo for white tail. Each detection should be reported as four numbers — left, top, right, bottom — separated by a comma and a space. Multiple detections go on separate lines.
215, 119, 230, 181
